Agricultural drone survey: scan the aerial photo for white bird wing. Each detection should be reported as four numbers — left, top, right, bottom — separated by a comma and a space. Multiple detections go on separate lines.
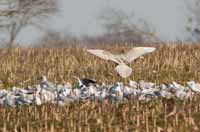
87, 49, 121, 64
114, 64, 132, 78
121, 47, 156, 63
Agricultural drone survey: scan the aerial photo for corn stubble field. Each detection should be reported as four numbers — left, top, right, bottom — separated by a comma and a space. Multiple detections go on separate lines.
0, 43, 200, 131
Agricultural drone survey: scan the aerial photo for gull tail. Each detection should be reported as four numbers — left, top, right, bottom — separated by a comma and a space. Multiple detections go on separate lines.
114, 64, 132, 78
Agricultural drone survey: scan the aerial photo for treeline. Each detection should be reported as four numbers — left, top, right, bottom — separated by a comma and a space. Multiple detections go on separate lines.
0, 0, 199, 48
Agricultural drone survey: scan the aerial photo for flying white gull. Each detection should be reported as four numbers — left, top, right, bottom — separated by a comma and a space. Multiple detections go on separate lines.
87, 47, 156, 78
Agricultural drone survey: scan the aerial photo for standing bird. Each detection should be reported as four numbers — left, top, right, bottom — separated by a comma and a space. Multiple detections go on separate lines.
187, 81, 200, 93
38, 75, 56, 91
87, 47, 155, 78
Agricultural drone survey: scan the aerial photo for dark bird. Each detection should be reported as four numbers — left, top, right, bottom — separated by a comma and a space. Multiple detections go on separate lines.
73, 76, 97, 87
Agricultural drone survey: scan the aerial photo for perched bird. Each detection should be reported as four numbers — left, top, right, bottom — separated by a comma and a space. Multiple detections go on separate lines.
38, 75, 56, 91
87, 47, 155, 78
129, 80, 138, 88
97, 89, 108, 101
109, 82, 124, 101
138, 80, 155, 89
57, 84, 72, 97
169, 82, 191, 100
4, 92, 16, 107
187, 81, 200, 93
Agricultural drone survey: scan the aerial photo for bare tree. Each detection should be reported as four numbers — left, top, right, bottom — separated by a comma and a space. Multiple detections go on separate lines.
0, 0, 57, 47
185, 0, 200, 42
98, 7, 160, 44
34, 30, 79, 48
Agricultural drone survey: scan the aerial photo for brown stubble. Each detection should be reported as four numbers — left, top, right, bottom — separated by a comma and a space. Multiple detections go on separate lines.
0, 43, 199, 88
0, 43, 200, 131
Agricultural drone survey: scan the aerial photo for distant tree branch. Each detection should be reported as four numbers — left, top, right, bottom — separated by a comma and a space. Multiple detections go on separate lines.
98, 7, 161, 44
0, 0, 58, 47
185, 0, 200, 42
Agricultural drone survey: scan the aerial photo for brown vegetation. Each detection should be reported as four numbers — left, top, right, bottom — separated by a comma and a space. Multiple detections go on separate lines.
0, 43, 199, 88
0, 43, 200, 131
1, 99, 200, 131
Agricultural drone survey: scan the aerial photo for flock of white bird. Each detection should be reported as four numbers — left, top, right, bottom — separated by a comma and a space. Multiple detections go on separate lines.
0, 46, 199, 107
0, 75, 200, 107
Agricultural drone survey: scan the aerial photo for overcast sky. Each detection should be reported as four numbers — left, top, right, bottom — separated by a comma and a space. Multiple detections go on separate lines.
17, 0, 191, 44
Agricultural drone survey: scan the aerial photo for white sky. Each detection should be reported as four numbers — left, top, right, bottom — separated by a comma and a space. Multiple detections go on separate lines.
17, 0, 190, 44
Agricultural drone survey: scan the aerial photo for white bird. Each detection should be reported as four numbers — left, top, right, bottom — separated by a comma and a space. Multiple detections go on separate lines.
87, 47, 155, 78
97, 89, 108, 101
187, 81, 200, 93
159, 90, 173, 99
109, 82, 124, 101
129, 80, 138, 88
35, 94, 42, 105
57, 85, 72, 97
39, 75, 56, 91
34, 85, 42, 105
138, 80, 155, 89
123, 86, 134, 95
4, 92, 16, 107
40, 89, 56, 103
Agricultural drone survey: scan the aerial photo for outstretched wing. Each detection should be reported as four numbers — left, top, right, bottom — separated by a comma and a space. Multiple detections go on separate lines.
87, 49, 120, 64
121, 47, 155, 63
115, 64, 132, 78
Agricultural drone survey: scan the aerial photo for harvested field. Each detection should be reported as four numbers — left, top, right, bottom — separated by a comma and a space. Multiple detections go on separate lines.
0, 43, 199, 87
0, 43, 200, 131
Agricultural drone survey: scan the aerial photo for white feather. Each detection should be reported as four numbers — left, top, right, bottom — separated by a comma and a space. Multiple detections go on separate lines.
121, 47, 156, 63
87, 49, 121, 64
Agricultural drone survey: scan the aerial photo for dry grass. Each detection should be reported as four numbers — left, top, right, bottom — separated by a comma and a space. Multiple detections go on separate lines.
0, 43, 200, 88
1, 99, 200, 131
0, 43, 200, 131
